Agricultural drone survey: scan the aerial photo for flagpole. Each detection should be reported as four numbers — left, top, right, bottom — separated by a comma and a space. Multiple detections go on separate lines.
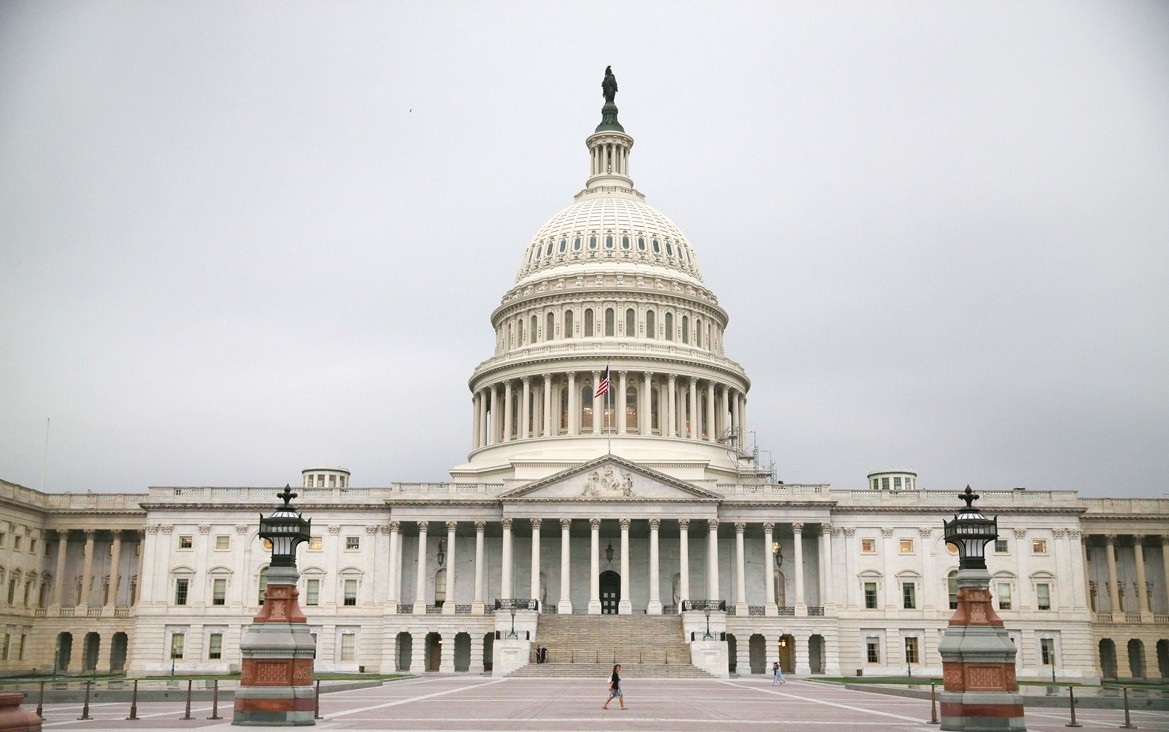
606, 364, 612, 455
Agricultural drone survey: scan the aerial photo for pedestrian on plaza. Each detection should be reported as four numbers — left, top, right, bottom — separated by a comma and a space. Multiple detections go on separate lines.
602, 663, 627, 710
772, 660, 786, 685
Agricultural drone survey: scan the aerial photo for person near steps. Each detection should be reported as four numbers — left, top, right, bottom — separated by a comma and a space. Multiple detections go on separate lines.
602, 663, 627, 710
772, 661, 786, 685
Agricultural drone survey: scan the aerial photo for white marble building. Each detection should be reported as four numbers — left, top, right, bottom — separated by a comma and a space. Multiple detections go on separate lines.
2, 85, 1167, 682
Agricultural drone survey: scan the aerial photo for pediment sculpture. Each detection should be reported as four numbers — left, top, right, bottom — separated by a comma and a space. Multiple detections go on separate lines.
581, 465, 634, 497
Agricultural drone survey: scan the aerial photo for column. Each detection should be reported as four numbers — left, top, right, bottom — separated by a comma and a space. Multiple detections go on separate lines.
720, 386, 730, 439
1105, 534, 1121, 617
500, 518, 513, 599
567, 372, 578, 435
1162, 536, 1169, 617
667, 375, 677, 437
842, 528, 856, 608
51, 533, 69, 608
487, 386, 497, 445
792, 522, 806, 612
820, 524, 833, 607
619, 518, 631, 614
678, 519, 690, 609
529, 519, 542, 607
588, 518, 601, 614
471, 392, 481, 451
469, 633, 485, 674
688, 378, 698, 439
388, 521, 400, 613
1134, 536, 1150, 615
542, 373, 553, 438
591, 370, 601, 435
1052, 528, 1074, 611
503, 380, 513, 442
707, 519, 720, 600
413, 522, 428, 614
730, 390, 740, 445
443, 521, 457, 614
558, 519, 573, 614
105, 532, 122, 607
1014, 528, 1030, 610
705, 381, 715, 441
641, 372, 652, 436
133, 530, 144, 605
647, 519, 662, 614
734, 522, 747, 613
520, 376, 531, 440
79, 529, 95, 608
473, 521, 485, 613
740, 392, 748, 439
617, 370, 627, 434
763, 522, 777, 616
480, 389, 489, 447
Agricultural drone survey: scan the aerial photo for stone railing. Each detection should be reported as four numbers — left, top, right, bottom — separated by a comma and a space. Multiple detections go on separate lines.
778, 606, 794, 616
1080, 497, 1169, 515
808, 606, 824, 616
713, 483, 830, 496
473, 340, 746, 378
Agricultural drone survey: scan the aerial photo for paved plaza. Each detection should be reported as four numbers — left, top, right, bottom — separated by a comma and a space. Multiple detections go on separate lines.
28, 677, 1169, 732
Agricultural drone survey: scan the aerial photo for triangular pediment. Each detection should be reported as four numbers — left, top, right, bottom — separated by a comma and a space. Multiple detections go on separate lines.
499, 455, 722, 502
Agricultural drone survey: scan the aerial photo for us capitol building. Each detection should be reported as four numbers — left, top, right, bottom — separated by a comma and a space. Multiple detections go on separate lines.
2, 74, 1167, 683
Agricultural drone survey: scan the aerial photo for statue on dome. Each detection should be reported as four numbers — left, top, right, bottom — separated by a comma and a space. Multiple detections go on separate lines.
602, 66, 618, 104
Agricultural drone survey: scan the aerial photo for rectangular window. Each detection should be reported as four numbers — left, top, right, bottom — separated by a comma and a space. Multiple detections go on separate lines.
175, 578, 189, 606
179, 535, 193, 549
1031, 539, 1047, 555
215, 535, 230, 551
170, 633, 185, 659
904, 637, 919, 665
997, 582, 1012, 610
1, 634, 9, 661
13, 536, 21, 552
902, 582, 916, 609
212, 578, 226, 605
861, 538, 876, 554
29, 538, 36, 554
340, 632, 356, 661
899, 538, 914, 554
17, 634, 25, 660
865, 637, 881, 663
1040, 638, 1055, 665
1036, 583, 1051, 610
306, 579, 320, 606
343, 579, 358, 606
0, 533, 6, 548
309, 536, 323, 551
994, 539, 1009, 554
208, 633, 223, 660
345, 536, 360, 551
893, 476, 902, 489
864, 582, 878, 609
1088, 581, 1097, 612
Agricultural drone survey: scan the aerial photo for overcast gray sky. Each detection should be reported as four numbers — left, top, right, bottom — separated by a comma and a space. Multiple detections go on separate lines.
2, 2, 1167, 497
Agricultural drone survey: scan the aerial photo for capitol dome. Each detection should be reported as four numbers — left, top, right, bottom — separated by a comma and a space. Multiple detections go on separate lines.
452, 78, 765, 486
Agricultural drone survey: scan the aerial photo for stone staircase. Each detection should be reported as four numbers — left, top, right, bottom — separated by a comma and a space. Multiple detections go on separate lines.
507, 614, 713, 678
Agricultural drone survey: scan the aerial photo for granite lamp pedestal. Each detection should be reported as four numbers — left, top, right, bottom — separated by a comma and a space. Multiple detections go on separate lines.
939, 487, 1025, 731
233, 486, 316, 727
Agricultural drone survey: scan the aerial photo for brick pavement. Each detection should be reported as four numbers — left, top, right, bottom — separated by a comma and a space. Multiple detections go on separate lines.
28, 676, 1169, 731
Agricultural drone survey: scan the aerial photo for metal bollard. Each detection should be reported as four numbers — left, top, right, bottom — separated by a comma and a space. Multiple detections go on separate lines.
315, 679, 323, 720
927, 683, 939, 725
181, 678, 193, 720
78, 680, 93, 720
1066, 685, 1082, 728
207, 678, 222, 720
127, 679, 139, 720
35, 680, 44, 718
1119, 686, 1136, 729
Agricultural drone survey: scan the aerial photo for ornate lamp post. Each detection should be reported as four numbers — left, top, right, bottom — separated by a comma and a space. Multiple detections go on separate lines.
233, 486, 317, 726
938, 487, 1025, 731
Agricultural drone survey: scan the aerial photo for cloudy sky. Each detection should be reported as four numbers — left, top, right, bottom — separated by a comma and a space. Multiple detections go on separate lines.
2, 2, 1167, 497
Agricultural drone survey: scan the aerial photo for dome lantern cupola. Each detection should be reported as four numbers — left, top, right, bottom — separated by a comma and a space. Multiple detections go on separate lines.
586, 66, 634, 192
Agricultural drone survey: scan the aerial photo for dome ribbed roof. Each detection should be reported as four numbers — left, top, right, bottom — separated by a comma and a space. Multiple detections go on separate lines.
514, 194, 703, 285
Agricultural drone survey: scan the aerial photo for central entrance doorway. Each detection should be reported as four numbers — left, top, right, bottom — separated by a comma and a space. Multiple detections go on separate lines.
599, 570, 620, 614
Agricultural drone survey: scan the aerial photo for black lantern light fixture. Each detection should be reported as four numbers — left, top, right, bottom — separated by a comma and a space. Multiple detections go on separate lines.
259, 485, 312, 568
771, 540, 784, 569
605, 536, 614, 564
942, 486, 998, 570
436, 538, 446, 567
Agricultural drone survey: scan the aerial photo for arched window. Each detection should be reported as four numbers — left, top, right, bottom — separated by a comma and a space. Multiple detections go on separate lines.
695, 318, 702, 348
516, 318, 524, 346
626, 385, 639, 431
564, 309, 574, 337
507, 322, 513, 348
637, 237, 646, 251
434, 568, 447, 607
664, 312, 674, 341
651, 387, 660, 432
652, 238, 661, 253
948, 570, 959, 610
646, 310, 656, 339
558, 237, 567, 253
573, 236, 582, 251
257, 567, 269, 606
589, 235, 598, 250
681, 315, 689, 344
558, 386, 569, 433
545, 240, 554, 256
580, 384, 594, 431
604, 308, 615, 336
621, 235, 630, 249
666, 240, 675, 256
531, 315, 538, 342
605, 234, 614, 249
625, 308, 635, 336
775, 571, 786, 607
546, 312, 555, 341
584, 308, 594, 336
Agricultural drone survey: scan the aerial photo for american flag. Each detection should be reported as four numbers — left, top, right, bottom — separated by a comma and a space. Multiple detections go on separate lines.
594, 367, 610, 398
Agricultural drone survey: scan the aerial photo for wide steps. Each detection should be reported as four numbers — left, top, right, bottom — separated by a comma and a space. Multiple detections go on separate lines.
508, 661, 713, 678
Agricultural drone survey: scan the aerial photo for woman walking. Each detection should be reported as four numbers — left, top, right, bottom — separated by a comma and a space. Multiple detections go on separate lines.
602, 663, 627, 710
772, 660, 786, 685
